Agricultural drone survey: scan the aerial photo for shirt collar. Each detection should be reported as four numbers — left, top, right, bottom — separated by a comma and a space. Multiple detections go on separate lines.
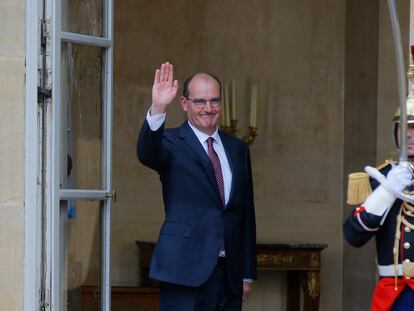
187, 121, 221, 145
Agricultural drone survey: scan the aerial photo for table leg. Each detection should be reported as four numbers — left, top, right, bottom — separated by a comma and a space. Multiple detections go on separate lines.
301, 271, 320, 311
287, 271, 300, 311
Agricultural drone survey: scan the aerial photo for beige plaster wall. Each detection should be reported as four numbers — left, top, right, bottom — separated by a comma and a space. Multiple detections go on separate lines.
0, 0, 25, 310
113, 1, 345, 310
377, 0, 410, 162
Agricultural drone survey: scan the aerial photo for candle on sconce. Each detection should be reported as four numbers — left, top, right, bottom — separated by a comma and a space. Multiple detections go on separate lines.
231, 80, 236, 120
225, 83, 231, 126
220, 84, 226, 127
250, 84, 258, 128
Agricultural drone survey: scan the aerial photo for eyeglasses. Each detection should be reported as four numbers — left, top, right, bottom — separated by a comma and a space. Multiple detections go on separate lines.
186, 97, 221, 108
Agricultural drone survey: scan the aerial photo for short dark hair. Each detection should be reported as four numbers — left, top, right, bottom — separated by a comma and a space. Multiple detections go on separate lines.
182, 73, 222, 98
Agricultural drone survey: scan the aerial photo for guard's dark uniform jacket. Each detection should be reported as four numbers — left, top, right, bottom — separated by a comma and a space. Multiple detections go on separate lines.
344, 163, 414, 310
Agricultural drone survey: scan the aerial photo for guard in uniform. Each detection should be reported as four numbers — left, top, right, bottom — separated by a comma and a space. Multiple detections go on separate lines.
344, 105, 414, 311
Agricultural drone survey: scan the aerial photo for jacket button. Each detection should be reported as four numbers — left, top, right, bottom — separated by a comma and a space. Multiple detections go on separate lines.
404, 242, 411, 250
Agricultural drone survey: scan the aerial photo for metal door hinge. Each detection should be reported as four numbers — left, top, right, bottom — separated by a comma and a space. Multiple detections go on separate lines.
40, 18, 51, 49
40, 289, 50, 311
38, 87, 52, 102
38, 17, 52, 104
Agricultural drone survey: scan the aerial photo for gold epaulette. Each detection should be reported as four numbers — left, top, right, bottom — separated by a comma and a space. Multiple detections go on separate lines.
347, 172, 372, 205
346, 159, 394, 205
375, 159, 394, 171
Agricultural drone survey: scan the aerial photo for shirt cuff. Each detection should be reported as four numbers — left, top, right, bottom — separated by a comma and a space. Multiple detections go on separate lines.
146, 109, 166, 131
243, 278, 253, 283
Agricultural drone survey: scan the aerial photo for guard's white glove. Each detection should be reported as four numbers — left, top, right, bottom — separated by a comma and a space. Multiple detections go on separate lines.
386, 163, 413, 192
364, 163, 412, 216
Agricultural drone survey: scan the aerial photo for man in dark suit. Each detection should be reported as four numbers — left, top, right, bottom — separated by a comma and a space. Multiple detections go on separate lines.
137, 62, 257, 311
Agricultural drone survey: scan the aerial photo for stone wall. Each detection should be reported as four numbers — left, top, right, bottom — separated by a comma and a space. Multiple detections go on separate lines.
0, 0, 25, 310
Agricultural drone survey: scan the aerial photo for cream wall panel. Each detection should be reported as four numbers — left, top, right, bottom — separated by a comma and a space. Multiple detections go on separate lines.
0, 1, 25, 58
0, 206, 24, 310
0, 56, 25, 206
0, 1, 26, 311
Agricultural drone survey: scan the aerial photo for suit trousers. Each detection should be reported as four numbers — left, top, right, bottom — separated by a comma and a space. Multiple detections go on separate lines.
159, 258, 242, 311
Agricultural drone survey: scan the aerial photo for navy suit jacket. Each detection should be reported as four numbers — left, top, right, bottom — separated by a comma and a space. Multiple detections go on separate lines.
137, 120, 257, 294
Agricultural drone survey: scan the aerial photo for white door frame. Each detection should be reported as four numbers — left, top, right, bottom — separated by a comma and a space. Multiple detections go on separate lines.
24, 0, 114, 310
24, 0, 42, 310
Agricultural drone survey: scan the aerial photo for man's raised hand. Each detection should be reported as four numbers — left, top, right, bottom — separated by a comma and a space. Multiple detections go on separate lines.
151, 62, 178, 115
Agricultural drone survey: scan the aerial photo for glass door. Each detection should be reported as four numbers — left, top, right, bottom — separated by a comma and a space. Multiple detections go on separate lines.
45, 0, 114, 310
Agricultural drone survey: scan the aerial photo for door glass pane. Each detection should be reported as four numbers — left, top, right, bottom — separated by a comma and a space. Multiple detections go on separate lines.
62, 0, 104, 37
61, 42, 104, 190
63, 200, 102, 311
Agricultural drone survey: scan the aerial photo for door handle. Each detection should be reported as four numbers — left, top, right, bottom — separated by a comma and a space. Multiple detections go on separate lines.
105, 190, 117, 202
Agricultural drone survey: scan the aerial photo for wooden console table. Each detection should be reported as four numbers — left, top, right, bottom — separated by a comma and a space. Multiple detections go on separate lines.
135, 241, 327, 311
81, 242, 327, 310
256, 243, 327, 311
81, 286, 159, 311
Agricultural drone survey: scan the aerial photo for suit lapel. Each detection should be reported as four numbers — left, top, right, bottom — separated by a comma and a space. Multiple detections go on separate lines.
178, 122, 219, 194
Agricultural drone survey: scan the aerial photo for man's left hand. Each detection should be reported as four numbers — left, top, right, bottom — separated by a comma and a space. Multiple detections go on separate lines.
243, 282, 253, 302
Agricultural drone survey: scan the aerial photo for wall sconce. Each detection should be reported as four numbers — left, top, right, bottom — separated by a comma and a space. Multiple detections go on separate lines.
220, 80, 258, 145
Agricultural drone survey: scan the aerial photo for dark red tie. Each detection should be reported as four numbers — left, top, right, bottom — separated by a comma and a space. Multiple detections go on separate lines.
207, 137, 225, 206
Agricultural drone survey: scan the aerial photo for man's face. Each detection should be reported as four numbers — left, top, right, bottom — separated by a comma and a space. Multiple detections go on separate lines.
180, 74, 221, 136
397, 124, 414, 157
